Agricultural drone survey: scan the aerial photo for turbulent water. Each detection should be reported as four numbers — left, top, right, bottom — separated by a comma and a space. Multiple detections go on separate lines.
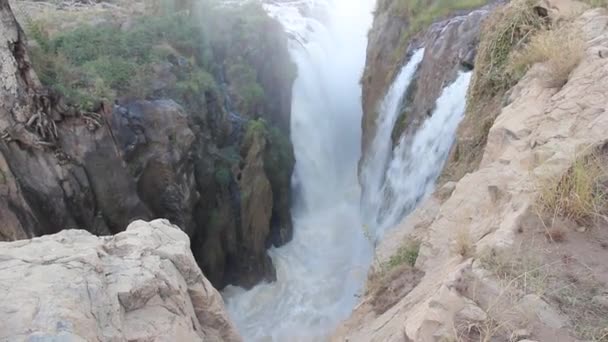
223, 0, 375, 340
360, 49, 425, 235
224, 0, 473, 339
363, 71, 473, 235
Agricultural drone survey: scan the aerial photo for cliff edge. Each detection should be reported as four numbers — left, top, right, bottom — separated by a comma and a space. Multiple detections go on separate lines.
0, 219, 241, 341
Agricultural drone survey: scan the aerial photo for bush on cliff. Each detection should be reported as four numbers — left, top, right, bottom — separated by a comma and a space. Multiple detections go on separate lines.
27, 12, 215, 110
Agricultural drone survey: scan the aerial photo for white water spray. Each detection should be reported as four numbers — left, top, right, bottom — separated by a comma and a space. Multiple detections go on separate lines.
360, 49, 425, 229
363, 71, 473, 235
223, 1, 375, 340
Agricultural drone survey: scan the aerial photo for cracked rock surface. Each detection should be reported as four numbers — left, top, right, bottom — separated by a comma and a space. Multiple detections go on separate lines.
0, 219, 241, 342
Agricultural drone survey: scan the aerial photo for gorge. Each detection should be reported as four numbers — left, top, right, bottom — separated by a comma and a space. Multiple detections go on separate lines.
2, 0, 608, 341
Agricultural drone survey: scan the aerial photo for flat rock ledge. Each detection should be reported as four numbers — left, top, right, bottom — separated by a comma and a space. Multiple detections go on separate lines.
0, 219, 242, 342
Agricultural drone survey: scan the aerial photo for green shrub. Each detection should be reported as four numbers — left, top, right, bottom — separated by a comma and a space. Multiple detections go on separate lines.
386, 239, 421, 269
83, 56, 138, 90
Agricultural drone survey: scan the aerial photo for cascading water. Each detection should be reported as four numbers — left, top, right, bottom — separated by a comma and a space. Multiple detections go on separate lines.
363, 71, 473, 236
223, 0, 375, 340
360, 49, 425, 231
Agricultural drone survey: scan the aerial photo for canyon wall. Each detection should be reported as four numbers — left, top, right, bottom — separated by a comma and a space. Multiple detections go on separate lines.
343, 1, 608, 340
1, 0, 296, 289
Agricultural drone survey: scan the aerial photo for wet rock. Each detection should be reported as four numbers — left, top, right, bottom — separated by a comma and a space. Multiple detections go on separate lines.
361, 2, 493, 177
112, 100, 197, 233
230, 126, 276, 288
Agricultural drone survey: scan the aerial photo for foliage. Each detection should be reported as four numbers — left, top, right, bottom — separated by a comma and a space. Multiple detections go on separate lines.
26, 11, 214, 110
442, 0, 547, 183
207, 1, 296, 116
469, 0, 546, 101
581, 0, 608, 7
386, 239, 421, 269
383, 0, 488, 79
366, 238, 424, 314
214, 167, 232, 187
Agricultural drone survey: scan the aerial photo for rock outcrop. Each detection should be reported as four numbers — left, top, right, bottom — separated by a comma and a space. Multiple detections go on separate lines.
338, 3, 608, 341
0, 219, 241, 342
2, 0, 296, 289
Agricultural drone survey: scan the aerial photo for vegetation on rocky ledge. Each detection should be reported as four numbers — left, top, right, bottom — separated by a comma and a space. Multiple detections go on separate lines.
379, 0, 488, 79
16, 0, 297, 289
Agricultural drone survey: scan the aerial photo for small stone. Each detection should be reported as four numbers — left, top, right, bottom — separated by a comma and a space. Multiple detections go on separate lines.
517, 294, 567, 329
457, 298, 487, 322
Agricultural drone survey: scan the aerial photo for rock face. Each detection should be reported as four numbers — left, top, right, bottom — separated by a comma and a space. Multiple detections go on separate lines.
0, 219, 241, 342
1, 0, 296, 289
360, 1, 493, 171
338, 4, 608, 341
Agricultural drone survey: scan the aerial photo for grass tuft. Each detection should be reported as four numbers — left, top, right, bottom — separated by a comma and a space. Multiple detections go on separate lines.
453, 227, 475, 258
538, 151, 608, 227
367, 239, 423, 314
508, 24, 585, 88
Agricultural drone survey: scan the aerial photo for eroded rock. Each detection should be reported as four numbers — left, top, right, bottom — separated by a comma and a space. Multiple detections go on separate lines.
0, 219, 241, 341
337, 4, 608, 341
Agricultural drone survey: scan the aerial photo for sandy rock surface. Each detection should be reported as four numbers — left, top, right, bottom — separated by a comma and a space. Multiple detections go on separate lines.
0, 219, 241, 342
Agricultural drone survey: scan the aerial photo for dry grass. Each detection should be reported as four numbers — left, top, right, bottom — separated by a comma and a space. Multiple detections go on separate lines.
440, 0, 547, 184
508, 24, 585, 88
538, 151, 608, 227
545, 227, 567, 243
452, 227, 475, 258
367, 239, 424, 314
581, 0, 608, 7
480, 245, 608, 341
367, 263, 424, 314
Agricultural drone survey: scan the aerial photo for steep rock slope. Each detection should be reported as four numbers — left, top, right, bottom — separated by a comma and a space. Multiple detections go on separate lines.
2, 0, 296, 289
0, 219, 241, 341
360, 0, 493, 168
338, 3, 608, 341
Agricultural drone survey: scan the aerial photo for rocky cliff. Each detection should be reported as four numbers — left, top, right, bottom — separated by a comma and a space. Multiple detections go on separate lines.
0, 219, 241, 341
2, 0, 296, 289
360, 0, 494, 171
339, 1, 608, 340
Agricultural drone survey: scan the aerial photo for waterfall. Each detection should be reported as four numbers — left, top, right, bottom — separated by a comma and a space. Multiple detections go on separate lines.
223, 0, 375, 340
363, 71, 473, 236
360, 49, 425, 230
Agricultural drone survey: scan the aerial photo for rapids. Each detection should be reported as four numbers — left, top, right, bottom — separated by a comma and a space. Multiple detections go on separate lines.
223, 1, 473, 340
223, 1, 375, 340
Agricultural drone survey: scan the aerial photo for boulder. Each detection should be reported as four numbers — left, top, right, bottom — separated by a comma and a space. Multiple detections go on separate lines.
0, 219, 241, 341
